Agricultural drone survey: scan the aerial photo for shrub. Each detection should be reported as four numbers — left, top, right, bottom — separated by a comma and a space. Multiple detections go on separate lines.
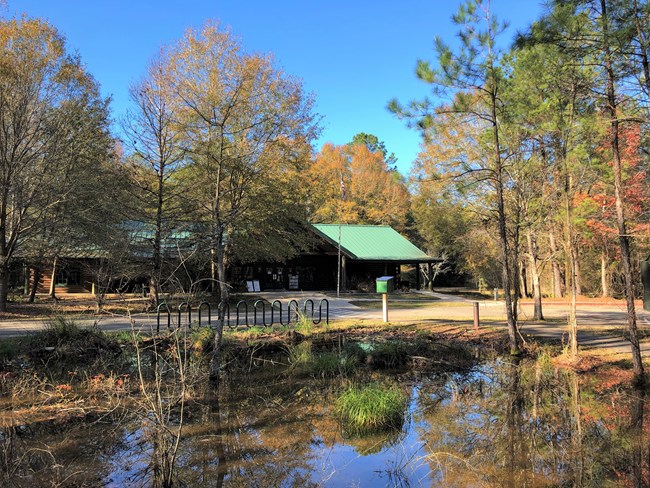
336, 383, 408, 433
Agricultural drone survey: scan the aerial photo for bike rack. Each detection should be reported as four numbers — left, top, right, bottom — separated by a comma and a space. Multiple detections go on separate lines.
288, 299, 299, 323
178, 302, 192, 329
154, 297, 330, 333
156, 302, 172, 333
236, 300, 249, 327
198, 301, 211, 327
254, 300, 273, 327
315, 298, 329, 325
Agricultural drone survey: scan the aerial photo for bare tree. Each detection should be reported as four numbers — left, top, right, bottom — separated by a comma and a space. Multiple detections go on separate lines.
123, 54, 187, 307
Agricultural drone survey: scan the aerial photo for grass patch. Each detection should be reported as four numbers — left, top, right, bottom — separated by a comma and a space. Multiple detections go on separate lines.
336, 383, 408, 433
189, 326, 215, 352
24, 316, 119, 360
364, 340, 424, 368
286, 341, 360, 377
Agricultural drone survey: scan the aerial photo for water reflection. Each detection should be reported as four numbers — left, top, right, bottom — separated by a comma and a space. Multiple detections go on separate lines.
413, 359, 649, 487
2, 357, 649, 487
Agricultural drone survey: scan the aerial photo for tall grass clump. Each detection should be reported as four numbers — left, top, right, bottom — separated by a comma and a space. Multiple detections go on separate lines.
293, 311, 314, 335
287, 341, 313, 367
311, 351, 340, 377
26, 316, 118, 359
336, 383, 408, 433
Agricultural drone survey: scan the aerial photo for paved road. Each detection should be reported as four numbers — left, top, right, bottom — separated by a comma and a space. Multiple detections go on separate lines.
1, 291, 649, 357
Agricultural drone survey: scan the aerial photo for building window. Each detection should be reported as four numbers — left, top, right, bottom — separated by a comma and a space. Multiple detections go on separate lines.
55, 267, 82, 287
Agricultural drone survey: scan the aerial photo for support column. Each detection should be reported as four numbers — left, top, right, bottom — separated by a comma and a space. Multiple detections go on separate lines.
341, 256, 347, 292
23, 262, 29, 295
415, 263, 420, 290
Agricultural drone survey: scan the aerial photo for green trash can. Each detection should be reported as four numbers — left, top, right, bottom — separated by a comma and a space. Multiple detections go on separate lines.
642, 257, 650, 312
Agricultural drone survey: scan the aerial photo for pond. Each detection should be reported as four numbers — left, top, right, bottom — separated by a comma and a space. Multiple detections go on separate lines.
1, 340, 648, 487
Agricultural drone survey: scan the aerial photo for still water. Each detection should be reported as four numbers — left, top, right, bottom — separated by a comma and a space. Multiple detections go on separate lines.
2, 353, 647, 487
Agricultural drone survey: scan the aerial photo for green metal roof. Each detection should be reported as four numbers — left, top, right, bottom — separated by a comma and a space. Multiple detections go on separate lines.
311, 224, 436, 262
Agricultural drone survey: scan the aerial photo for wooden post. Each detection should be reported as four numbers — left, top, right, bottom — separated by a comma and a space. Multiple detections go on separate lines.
415, 263, 420, 290
382, 293, 388, 322
473, 301, 480, 330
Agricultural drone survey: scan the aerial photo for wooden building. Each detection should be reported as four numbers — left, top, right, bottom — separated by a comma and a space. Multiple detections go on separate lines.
231, 224, 440, 292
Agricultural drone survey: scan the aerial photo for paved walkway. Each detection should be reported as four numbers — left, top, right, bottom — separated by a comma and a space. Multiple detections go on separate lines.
1, 291, 649, 357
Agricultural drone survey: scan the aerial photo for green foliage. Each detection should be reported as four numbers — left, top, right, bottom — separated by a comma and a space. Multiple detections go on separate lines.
311, 351, 341, 377
350, 132, 398, 168
293, 312, 315, 335
336, 383, 408, 433
189, 326, 215, 353
109, 329, 144, 344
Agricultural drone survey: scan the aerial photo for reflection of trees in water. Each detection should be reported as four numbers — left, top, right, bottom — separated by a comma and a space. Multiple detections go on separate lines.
414, 359, 649, 486
8, 358, 647, 486
172, 367, 414, 486
626, 386, 646, 488
174, 370, 325, 487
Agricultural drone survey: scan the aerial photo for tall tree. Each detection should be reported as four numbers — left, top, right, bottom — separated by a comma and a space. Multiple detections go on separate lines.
597, 0, 644, 378
391, 0, 521, 354
0, 16, 113, 311
350, 132, 398, 168
308, 141, 410, 230
527, 0, 645, 377
516, 3, 604, 358
123, 53, 187, 306
164, 22, 318, 380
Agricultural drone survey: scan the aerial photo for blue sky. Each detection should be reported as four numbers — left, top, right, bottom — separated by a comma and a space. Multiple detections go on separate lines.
8, 1, 544, 175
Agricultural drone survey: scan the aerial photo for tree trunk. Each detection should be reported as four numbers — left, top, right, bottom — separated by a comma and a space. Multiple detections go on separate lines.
491, 90, 519, 355
601, 250, 610, 298
549, 232, 563, 298
150, 167, 164, 306
570, 373, 584, 487
210, 224, 229, 384
564, 168, 578, 359
29, 266, 41, 303
526, 229, 544, 320
520, 262, 529, 299
601, 0, 644, 379
210, 247, 217, 295
512, 226, 522, 325
574, 251, 582, 297
49, 257, 57, 300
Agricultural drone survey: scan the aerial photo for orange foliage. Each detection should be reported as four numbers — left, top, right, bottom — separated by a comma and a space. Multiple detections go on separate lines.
308, 142, 410, 230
